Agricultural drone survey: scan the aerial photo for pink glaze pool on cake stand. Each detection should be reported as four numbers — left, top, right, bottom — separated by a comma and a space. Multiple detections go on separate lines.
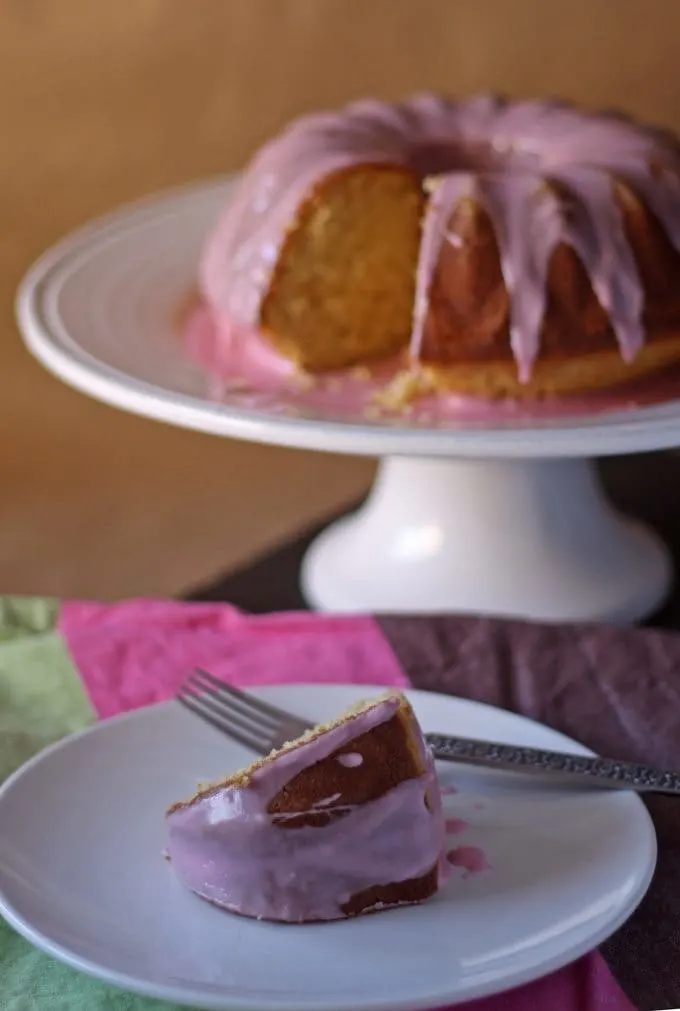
186, 303, 680, 426
181, 298, 675, 626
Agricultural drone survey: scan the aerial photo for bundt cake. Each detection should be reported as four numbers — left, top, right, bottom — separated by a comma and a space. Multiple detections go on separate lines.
200, 94, 680, 400
165, 691, 445, 923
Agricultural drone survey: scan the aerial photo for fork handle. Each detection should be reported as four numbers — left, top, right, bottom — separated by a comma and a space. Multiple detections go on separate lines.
424, 732, 680, 795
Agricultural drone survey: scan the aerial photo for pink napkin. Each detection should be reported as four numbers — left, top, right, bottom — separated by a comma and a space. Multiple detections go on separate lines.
59, 599, 636, 1011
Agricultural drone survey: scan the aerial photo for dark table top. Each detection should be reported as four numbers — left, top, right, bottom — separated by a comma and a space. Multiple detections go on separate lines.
187, 451, 680, 631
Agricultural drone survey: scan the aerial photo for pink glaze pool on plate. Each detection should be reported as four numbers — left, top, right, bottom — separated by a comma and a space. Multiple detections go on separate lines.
446, 846, 493, 876
445, 817, 470, 835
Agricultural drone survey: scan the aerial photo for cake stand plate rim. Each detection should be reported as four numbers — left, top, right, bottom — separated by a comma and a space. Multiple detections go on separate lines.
16, 174, 680, 459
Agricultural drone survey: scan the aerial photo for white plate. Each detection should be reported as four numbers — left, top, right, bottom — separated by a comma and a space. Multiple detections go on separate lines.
16, 176, 680, 458
0, 684, 656, 1011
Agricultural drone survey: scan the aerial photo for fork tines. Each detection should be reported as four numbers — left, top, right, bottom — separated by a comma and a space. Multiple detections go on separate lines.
176, 668, 310, 754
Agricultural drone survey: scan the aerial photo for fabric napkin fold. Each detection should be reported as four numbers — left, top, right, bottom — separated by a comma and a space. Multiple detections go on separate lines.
4, 596, 678, 1010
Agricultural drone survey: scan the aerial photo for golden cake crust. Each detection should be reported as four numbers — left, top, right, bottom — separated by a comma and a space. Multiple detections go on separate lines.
168, 693, 428, 813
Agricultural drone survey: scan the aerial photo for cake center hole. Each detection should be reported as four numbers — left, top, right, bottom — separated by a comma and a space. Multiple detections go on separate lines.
409, 139, 537, 176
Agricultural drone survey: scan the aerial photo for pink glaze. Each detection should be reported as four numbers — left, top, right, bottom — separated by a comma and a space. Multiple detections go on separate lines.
445, 817, 469, 835
186, 308, 295, 394
166, 696, 445, 923
446, 845, 492, 875
186, 303, 680, 423
200, 94, 680, 384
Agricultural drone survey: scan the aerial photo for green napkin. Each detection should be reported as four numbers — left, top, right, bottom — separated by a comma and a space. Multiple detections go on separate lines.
0, 598, 184, 1010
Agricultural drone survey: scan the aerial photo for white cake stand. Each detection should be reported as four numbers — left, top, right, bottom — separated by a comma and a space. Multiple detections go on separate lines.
17, 179, 680, 623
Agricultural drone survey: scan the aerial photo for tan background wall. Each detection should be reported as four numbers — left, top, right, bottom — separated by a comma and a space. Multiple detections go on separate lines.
2, 0, 679, 598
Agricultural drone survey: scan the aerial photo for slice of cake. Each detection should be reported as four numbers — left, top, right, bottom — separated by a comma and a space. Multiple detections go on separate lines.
165, 691, 445, 923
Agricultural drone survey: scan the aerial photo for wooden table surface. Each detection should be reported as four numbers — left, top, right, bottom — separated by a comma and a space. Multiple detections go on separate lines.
2, 1, 680, 600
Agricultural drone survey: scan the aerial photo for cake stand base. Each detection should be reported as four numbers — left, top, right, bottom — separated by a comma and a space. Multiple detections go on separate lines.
301, 456, 673, 623
18, 176, 680, 624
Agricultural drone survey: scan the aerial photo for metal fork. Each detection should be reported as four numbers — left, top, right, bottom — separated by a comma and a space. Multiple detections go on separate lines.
177, 668, 680, 796
177, 668, 313, 752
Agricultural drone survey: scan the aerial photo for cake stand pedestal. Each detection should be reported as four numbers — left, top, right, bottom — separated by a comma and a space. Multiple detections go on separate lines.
15, 177, 680, 624
301, 455, 671, 621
